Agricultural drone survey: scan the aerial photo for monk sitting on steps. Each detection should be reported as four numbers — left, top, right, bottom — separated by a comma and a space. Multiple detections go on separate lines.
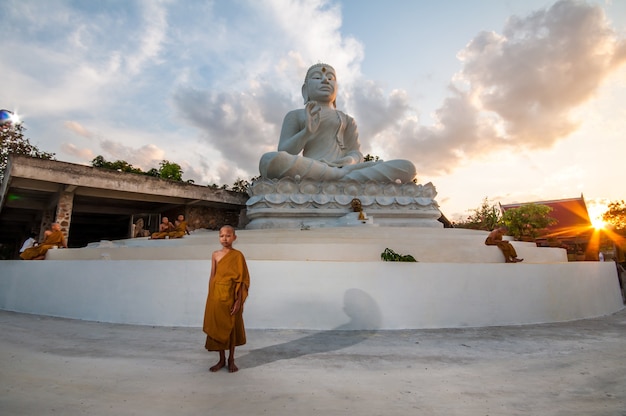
20, 223, 67, 260
168, 215, 189, 239
150, 217, 175, 239
485, 226, 524, 263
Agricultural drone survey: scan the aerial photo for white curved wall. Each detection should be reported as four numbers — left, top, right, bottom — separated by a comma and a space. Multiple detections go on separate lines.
0, 260, 622, 329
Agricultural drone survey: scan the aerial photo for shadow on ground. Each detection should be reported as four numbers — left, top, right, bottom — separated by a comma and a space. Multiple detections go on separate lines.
238, 288, 382, 368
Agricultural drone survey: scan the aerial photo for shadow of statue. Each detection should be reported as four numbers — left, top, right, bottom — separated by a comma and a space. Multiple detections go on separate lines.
237, 288, 382, 369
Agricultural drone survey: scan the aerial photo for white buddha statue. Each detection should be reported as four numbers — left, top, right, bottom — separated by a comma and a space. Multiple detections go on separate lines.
259, 63, 416, 184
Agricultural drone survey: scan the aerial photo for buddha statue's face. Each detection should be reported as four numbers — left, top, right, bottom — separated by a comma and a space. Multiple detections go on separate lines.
302, 65, 337, 106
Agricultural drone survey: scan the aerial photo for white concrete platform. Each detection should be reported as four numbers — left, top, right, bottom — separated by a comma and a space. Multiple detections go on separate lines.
43, 227, 566, 263
0, 227, 623, 330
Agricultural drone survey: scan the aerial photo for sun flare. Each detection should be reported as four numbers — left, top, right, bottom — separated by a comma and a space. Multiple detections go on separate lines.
591, 217, 606, 230
587, 201, 609, 230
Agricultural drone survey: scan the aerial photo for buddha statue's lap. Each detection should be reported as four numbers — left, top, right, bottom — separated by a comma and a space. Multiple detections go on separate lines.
260, 151, 415, 183
258, 63, 417, 185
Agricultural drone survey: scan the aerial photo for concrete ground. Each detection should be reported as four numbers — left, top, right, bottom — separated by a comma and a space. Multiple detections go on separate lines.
1, 309, 625, 416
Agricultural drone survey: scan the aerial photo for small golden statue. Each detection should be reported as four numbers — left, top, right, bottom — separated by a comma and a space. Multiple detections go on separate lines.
351, 198, 367, 221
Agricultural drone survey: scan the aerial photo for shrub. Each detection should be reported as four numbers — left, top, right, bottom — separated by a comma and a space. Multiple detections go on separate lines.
501, 204, 557, 240
380, 248, 418, 262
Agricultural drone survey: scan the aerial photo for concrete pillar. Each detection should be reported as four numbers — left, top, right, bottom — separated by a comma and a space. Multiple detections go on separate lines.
39, 210, 55, 241
55, 191, 75, 243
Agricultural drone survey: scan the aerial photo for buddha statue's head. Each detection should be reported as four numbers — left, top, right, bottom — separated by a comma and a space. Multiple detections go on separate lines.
302, 63, 337, 108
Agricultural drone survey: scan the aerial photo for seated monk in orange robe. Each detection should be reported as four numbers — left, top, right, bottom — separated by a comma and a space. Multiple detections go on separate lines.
20, 223, 67, 260
485, 226, 523, 263
168, 215, 189, 239
151, 217, 175, 239
203, 225, 250, 373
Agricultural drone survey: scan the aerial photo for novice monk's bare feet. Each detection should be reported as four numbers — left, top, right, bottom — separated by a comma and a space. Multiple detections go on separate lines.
514, 258, 524, 263
228, 359, 239, 373
210, 359, 226, 372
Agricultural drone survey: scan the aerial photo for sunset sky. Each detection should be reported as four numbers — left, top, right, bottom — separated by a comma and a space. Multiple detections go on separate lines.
1, 0, 624, 222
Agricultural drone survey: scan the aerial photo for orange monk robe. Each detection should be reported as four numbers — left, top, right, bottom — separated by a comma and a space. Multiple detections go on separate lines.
151, 223, 175, 239
20, 230, 66, 260
203, 249, 250, 351
485, 236, 519, 260
168, 221, 188, 239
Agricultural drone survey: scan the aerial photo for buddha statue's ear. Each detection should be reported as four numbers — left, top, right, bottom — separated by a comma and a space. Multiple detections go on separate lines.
302, 83, 308, 105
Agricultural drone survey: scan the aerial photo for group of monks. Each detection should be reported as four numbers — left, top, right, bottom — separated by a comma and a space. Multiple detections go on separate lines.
19, 215, 188, 261
19, 222, 68, 260
150, 215, 189, 239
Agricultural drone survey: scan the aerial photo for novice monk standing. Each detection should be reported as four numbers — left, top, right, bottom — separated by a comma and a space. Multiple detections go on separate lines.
203, 225, 250, 373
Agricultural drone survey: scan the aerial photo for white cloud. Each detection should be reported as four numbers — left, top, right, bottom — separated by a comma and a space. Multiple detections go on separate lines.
1, 0, 625, 213
63, 121, 94, 139
168, 0, 368, 183
125, 1, 168, 75
60, 143, 95, 162
100, 141, 165, 169
384, 0, 626, 176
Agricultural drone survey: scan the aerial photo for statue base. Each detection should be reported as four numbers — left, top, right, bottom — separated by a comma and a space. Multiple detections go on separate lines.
245, 178, 442, 229
4, 228, 623, 330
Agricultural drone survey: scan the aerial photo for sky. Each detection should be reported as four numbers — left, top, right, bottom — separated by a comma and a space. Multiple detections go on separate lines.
1, 0, 625, 223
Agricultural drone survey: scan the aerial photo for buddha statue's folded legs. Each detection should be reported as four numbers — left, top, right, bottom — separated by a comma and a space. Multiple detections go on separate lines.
259, 151, 416, 183
343, 159, 416, 183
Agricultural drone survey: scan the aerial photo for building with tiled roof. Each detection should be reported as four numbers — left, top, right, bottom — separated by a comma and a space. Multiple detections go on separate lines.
500, 195, 596, 260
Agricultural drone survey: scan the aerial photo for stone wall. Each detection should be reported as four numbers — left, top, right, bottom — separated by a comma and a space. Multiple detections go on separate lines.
181, 206, 244, 231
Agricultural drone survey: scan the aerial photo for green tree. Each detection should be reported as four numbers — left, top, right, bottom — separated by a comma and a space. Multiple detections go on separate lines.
602, 200, 626, 231
1, 123, 54, 182
157, 160, 183, 181
231, 175, 260, 194
91, 155, 143, 174
91, 157, 185, 182
145, 168, 160, 177
501, 204, 557, 240
454, 197, 501, 231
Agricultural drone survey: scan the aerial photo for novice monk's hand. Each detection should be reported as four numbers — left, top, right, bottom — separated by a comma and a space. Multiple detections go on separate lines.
230, 299, 241, 315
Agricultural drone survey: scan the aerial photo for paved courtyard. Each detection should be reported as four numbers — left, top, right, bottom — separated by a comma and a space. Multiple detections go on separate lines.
1, 309, 625, 415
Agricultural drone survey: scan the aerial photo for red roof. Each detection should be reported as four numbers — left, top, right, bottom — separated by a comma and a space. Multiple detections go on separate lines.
500, 196, 593, 239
